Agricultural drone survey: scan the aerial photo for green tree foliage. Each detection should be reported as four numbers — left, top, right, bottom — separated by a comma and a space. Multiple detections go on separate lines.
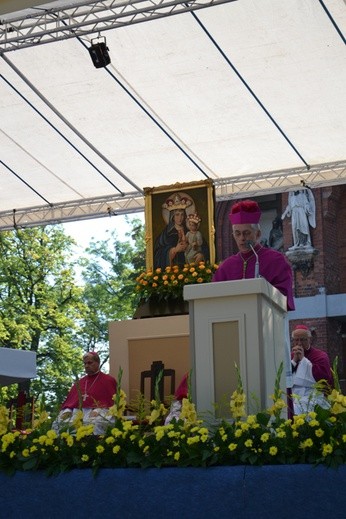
0, 226, 87, 408
78, 217, 146, 360
0, 218, 146, 411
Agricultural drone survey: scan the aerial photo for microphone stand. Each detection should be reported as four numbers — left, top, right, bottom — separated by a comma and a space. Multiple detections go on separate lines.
246, 241, 260, 278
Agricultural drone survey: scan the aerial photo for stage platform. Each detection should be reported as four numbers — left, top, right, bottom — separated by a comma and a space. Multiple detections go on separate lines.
1, 464, 345, 518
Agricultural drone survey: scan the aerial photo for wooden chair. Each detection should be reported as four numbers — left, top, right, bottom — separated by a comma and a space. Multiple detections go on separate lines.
140, 361, 175, 402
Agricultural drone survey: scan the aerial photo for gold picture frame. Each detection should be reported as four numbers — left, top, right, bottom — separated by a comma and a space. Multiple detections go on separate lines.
144, 179, 215, 270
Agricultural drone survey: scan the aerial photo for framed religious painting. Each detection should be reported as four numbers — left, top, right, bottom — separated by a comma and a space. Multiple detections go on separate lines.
144, 179, 215, 270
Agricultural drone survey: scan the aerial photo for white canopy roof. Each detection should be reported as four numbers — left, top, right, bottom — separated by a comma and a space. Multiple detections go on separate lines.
0, 0, 345, 228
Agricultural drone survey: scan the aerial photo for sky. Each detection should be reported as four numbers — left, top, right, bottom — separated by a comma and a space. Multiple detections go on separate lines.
62, 212, 144, 254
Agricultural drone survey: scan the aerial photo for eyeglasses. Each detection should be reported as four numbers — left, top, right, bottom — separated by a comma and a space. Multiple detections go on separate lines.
292, 337, 309, 343
233, 230, 253, 238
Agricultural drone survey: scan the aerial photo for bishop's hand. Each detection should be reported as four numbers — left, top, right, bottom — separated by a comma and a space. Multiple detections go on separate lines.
292, 345, 304, 363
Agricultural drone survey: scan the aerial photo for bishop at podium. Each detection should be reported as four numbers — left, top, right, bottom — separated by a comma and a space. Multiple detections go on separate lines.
212, 199, 295, 311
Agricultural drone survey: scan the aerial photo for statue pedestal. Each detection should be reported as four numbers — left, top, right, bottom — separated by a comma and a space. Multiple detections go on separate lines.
285, 247, 319, 278
184, 279, 287, 417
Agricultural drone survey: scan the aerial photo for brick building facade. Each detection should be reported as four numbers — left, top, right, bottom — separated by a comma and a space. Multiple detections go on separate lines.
215, 184, 346, 389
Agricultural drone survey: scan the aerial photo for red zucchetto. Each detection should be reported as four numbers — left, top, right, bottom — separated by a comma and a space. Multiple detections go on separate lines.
229, 200, 261, 225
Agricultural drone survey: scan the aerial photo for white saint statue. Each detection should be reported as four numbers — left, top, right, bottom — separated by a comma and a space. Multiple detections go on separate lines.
282, 188, 316, 249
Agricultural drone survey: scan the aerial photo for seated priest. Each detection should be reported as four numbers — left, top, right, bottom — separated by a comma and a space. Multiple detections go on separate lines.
53, 351, 117, 434
212, 199, 295, 311
291, 324, 333, 415
164, 372, 189, 425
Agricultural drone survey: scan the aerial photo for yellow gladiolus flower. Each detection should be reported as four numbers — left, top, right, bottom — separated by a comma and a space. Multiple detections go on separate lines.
322, 443, 333, 457
300, 438, 314, 449
269, 446, 278, 456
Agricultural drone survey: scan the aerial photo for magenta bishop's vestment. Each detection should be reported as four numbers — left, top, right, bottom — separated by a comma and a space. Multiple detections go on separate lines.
212, 244, 295, 311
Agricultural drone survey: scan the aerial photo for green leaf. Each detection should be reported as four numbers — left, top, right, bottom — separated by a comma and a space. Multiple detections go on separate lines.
22, 457, 38, 471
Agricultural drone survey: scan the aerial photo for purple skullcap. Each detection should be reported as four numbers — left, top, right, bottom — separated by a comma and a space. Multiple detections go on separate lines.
294, 325, 309, 331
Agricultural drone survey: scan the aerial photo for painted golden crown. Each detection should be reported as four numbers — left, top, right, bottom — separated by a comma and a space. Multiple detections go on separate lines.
162, 193, 193, 211
187, 213, 201, 225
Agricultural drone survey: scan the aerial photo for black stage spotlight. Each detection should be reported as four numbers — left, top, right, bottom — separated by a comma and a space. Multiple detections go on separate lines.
88, 37, 111, 68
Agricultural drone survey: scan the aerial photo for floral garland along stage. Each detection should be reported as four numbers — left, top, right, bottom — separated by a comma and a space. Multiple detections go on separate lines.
135, 261, 219, 301
1, 364, 346, 475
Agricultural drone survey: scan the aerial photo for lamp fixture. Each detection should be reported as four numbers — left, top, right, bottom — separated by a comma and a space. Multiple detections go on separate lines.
88, 36, 111, 69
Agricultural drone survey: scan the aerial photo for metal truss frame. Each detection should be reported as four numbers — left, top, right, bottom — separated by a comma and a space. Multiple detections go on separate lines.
0, 0, 237, 53
0, 160, 344, 230
214, 160, 346, 200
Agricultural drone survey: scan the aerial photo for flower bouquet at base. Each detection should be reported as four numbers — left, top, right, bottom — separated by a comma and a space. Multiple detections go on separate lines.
135, 261, 219, 302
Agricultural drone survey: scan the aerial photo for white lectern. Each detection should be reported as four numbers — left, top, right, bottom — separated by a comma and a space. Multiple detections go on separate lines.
184, 279, 287, 417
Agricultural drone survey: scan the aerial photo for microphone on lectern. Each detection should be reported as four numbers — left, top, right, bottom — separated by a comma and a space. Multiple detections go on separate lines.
246, 240, 260, 278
